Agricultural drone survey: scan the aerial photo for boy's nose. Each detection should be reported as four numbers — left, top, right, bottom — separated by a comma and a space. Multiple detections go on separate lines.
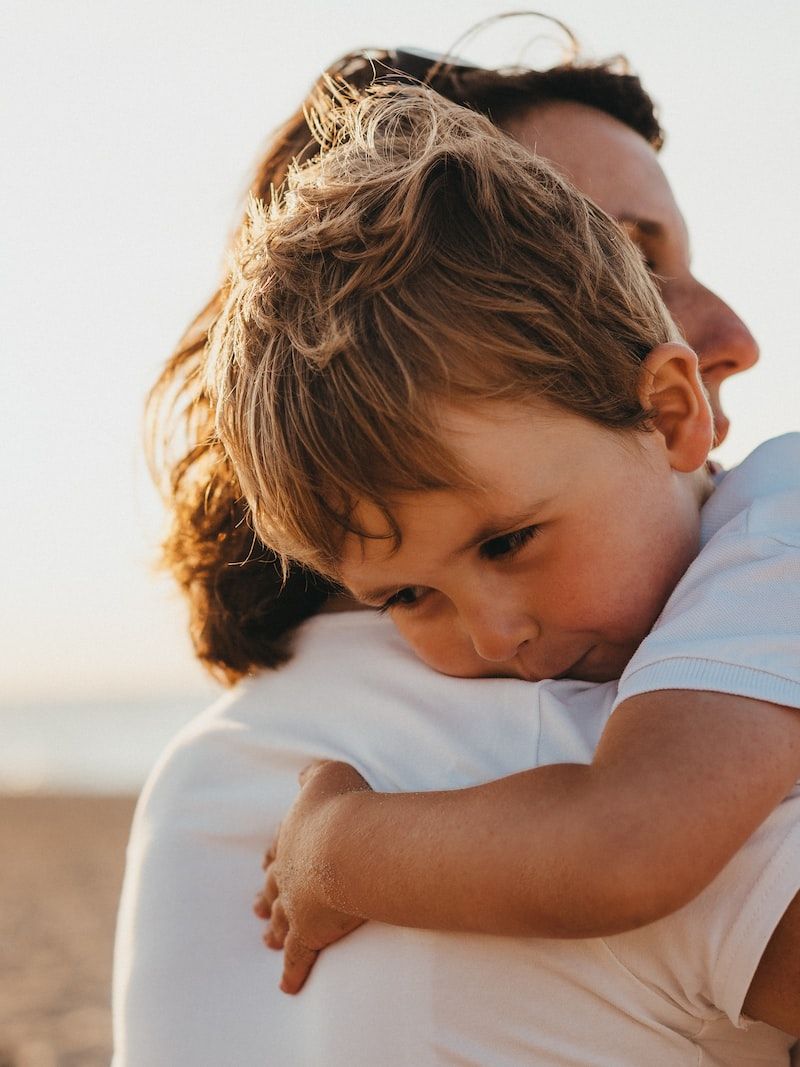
463, 602, 537, 664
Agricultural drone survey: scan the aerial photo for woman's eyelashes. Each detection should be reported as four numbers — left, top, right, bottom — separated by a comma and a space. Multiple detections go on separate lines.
620, 223, 663, 277
479, 523, 541, 560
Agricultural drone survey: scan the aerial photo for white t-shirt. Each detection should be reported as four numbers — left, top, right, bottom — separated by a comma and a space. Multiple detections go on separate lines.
617, 433, 800, 709
113, 622, 800, 1065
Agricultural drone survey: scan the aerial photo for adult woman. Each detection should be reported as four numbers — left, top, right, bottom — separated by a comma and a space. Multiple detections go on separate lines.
113, 44, 798, 1067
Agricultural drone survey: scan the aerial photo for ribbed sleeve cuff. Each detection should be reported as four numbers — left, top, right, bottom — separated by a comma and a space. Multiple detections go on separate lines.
616, 658, 800, 712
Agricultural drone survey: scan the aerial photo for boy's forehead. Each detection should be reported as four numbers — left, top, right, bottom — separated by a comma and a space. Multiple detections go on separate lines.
341, 399, 631, 546
438, 398, 621, 487
346, 490, 555, 555
440, 396, 562, 441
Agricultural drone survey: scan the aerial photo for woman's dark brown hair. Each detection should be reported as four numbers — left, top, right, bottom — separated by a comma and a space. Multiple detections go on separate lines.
147, 38, 663, 684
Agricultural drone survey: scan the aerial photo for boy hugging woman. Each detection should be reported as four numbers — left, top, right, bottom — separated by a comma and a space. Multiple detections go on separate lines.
208, 87, 800, 1019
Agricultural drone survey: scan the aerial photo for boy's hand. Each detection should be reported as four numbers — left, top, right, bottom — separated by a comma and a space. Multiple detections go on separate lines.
253, 760, 371, 994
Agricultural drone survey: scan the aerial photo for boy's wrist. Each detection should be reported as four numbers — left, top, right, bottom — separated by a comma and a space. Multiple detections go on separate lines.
317, 789, 372, 913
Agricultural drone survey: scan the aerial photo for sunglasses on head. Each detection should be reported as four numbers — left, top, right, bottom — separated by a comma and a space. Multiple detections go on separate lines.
386, 48, 481, 83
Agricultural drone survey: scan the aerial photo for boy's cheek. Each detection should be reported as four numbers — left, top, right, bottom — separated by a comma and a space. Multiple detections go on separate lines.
392, 615, 521, 681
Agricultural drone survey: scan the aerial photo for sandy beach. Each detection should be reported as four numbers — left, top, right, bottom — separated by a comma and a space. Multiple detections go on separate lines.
0, 794, 137, 1067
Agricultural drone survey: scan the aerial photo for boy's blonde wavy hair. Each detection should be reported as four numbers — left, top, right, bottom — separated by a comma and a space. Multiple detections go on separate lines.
208, 85, 677, 576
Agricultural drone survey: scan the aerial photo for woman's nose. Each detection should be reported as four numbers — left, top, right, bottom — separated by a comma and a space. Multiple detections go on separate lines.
670, 278, 759, 445
693, 285, 759, 383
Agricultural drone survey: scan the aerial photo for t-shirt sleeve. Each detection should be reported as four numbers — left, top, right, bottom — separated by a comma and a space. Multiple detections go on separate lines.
615, 490, 800, 711
604, 784, 800, 1030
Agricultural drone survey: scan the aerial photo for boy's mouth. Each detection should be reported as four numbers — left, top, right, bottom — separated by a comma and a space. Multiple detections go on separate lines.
510, 646, 598, 683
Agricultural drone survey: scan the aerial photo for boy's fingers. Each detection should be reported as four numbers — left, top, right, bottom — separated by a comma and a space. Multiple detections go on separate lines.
280, 932, 319, 995
253, 890, 270, 919
263, 866, 279, 908
262, 835, 279, 871
253, 865, 278, 918
264, 899, 289, 950
298, 759, 329, 787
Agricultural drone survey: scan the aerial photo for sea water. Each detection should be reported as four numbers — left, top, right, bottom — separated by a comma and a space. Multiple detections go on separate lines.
0, 696, 216, 794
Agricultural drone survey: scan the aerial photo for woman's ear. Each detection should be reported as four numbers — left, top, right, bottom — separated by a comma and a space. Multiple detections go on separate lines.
639, 343, 715, 472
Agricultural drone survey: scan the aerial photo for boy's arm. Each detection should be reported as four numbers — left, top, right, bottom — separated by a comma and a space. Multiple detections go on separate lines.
264, 691, 800, 957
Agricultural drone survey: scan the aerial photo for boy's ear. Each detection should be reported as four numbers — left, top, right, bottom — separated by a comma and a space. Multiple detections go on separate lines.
639, 343, 714, 472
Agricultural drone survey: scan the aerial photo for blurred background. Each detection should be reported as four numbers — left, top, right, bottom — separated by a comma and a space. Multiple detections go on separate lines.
2, 1, 798, 1063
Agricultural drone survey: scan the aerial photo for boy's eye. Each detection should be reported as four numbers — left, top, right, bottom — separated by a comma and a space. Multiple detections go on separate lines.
480, 524, 541, 561
378, 586, 428, 614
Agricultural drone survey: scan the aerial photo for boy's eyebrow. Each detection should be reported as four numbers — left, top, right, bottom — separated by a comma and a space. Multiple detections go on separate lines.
449, 503, 552, 558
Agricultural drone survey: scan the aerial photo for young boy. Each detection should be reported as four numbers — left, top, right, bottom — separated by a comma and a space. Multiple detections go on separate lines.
207, 86, 800, 994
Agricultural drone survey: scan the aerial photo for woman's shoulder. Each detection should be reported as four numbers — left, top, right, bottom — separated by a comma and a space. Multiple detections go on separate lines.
130, 613, 418, 827
135, 609, 614, 819
156, 612, 405, 747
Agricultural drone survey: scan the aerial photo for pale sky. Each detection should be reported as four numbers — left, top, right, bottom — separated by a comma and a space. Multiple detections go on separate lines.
3, 0, 798, 706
